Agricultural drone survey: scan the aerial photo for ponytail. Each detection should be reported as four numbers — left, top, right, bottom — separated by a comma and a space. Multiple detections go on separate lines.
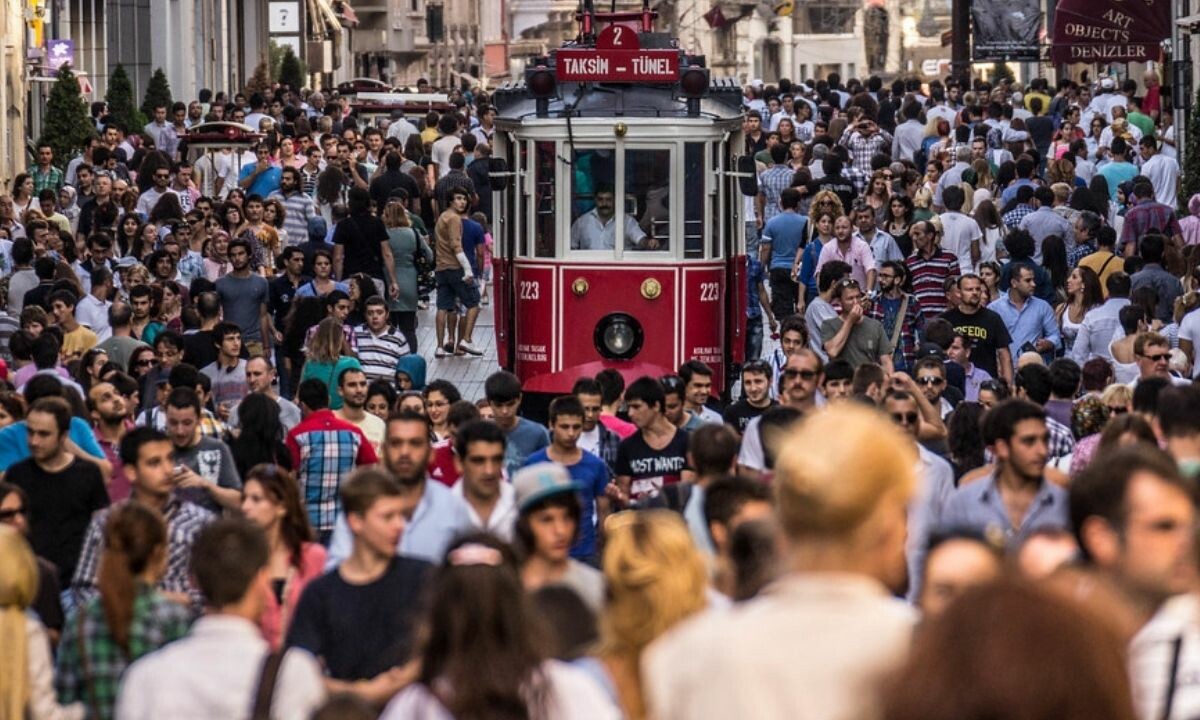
96, 503, 167, 656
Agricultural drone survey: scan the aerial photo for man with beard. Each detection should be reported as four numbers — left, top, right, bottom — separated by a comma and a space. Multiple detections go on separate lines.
325, 409, 472, 567
1072, 446, 1200, 720
941, 399, 1068, 545
941, 273, 1013, 385
135, 163, 178, 217
269, 167, 317, 246
722, 360, 777, 435
868, 261, 924, 373
737, 349, 824, 481
335, 368, 385, 454
88, 381, 133, 502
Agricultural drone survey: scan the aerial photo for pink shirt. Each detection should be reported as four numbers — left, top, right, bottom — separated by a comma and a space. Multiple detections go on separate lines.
814, 238, 876, 288
601, 414, 637, 440
258, 542, 327, 649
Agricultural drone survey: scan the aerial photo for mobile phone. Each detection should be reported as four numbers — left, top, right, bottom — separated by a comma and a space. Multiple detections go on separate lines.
1020, 341, 1037, 354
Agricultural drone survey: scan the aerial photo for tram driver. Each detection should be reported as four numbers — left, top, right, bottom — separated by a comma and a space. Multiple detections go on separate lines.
570, 185, 660, 251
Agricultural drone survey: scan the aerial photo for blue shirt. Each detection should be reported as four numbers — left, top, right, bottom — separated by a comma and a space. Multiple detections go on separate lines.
939, 472, 1071, 547
324, 479, 472, 567
1098, 161, 1138, 200
797, 239, 824, 295
987, 292, 1061, 367
461, 217, 485, 275
238, 164, 282, 198
523, 448, 611, 561
504, 418, 550, 479
0, 417, 105, 472
761, 211, 808, 272
746, 257, 766, 319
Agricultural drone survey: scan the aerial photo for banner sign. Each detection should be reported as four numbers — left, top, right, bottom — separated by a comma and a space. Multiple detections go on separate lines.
1049, 0, 1169, 64
971, 0, 1041, 60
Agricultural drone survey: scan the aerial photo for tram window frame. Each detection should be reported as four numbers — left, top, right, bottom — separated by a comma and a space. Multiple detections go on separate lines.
566, 145, 621, 259
619, 145, 676, 259
533, 140, 557, 258
518, 140, 530, 257
684, 142, 706, 260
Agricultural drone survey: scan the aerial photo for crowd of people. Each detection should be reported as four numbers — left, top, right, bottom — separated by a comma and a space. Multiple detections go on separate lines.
0, 65, 1198, 720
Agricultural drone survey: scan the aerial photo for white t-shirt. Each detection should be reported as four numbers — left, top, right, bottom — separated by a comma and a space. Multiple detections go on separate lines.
1141, 154, 1180, 208
938, 211, 983, 274
1179, 308, 1200, 378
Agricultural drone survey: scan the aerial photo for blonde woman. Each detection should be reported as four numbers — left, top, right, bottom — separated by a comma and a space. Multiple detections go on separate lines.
597, 510, 708, 720
0, 525, 85, 720
298, 317, 362, 410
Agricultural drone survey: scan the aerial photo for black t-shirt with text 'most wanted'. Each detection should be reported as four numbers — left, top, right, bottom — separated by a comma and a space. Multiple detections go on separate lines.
615, 428, 690, 502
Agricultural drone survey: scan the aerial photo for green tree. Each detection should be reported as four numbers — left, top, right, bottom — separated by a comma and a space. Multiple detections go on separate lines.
104, 64, 145, 130
277, 46, 306, 92
140, 67, 173, 124
39, 64, 93, 169
1183, 85, 1200, 213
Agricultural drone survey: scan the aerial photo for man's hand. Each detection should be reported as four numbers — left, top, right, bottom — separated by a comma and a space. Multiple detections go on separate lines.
1034, 338, 1054, 353
174, 466, 207, 489
848, 301, 865, 325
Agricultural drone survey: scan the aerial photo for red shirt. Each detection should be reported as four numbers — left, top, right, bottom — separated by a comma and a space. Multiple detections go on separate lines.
428, 440, 460, 487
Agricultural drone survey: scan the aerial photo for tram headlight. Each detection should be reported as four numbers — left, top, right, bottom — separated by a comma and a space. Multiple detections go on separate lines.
679, 67, 710, 98
594, 313, 644, 360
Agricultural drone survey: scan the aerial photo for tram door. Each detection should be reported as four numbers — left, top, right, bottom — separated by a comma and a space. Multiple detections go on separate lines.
492, 132, 522, 371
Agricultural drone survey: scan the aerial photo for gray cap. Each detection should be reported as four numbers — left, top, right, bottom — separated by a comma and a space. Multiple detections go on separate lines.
512, 462, 582, 513
307, 215, 328, 242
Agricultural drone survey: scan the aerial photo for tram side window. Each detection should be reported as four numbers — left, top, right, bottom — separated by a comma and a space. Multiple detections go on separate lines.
568, 148, 619, 252
684, 143, 704, 259
534, 141, 556, 257
625, 148, 671, 251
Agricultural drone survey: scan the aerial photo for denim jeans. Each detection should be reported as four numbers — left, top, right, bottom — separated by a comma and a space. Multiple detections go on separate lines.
745, 315, 764, 361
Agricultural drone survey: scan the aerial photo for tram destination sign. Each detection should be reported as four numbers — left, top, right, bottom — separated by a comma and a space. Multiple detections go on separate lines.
555, 48, 680, 83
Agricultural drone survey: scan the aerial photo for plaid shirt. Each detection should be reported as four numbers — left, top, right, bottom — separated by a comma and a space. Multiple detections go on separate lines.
55, 585, 190, 720
1119, 199, 1182, 254
758, 165, 794, 223
139, 406, 228, 442
839, 129, 894, 174
1047, 416, 1076, 459
1002, 203, 1034, 230
71, 498, 215, 609
1067, 240, 1095, 269
286, 409, 379, 533
844, 165, 869, 196
32, 165, 65, 194
869, 292, 926, 372
906, 249, 960, 322
433, 170, 476, 211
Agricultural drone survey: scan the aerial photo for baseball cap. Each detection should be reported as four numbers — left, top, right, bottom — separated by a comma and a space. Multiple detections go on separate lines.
115, 256, 139, 269
1100, 77, 1116, 90
513, 462, 581, 513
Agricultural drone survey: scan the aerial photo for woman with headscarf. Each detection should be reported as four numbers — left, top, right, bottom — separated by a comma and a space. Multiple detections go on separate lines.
58, 187, 80, 235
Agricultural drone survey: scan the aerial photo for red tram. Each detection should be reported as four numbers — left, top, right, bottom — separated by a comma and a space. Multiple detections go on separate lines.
489, 2, 753, 399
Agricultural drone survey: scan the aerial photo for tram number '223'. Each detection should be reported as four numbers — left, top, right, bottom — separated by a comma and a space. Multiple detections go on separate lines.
520, 281, 540, 300
699, 282, 719, 302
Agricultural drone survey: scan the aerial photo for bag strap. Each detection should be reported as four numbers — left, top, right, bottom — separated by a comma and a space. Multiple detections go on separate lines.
1097, 252, 1119, 279
888, 295, 909, 351
250, 650, 285, 720
1161, 635, 1185, 720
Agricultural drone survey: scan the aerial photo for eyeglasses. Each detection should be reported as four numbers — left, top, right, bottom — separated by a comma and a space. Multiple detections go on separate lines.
426, 400, 450, 409
0, 506, 26, 521
891, 412, 919, 424
783, 368, 818, 381
916, 376, 945, 386
1140, 352, 1171, 363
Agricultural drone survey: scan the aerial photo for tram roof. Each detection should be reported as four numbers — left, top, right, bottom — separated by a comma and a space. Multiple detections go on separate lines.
491, 78, 744, 125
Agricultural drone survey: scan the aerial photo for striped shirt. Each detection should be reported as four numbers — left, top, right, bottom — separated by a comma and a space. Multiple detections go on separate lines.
353, 324, 410, 384
906, 249, 960, 322
270, 189, 318, 247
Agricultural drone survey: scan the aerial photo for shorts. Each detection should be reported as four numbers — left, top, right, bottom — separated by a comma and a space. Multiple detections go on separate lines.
436, 269, 480, 311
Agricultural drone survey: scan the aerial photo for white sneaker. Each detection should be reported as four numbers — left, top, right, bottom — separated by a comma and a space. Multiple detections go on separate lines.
458, 340, 483, 356
435, 345, 450, 358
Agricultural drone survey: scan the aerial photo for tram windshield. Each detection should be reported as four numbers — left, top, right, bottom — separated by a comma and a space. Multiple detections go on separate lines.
569, 147, 672, 254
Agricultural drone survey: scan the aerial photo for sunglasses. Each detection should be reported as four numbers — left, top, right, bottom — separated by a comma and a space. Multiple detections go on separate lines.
0, 506, 26, 521
1140, 352, 1171, 363
1106, 406, 1128, 415
917, 376, 945, 386
891, 412, 919, 424
783, 368, 818, 381
136, 358, 155, 367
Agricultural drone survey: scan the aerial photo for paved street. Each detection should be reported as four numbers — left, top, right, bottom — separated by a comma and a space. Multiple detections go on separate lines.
415, 300, 498, 401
